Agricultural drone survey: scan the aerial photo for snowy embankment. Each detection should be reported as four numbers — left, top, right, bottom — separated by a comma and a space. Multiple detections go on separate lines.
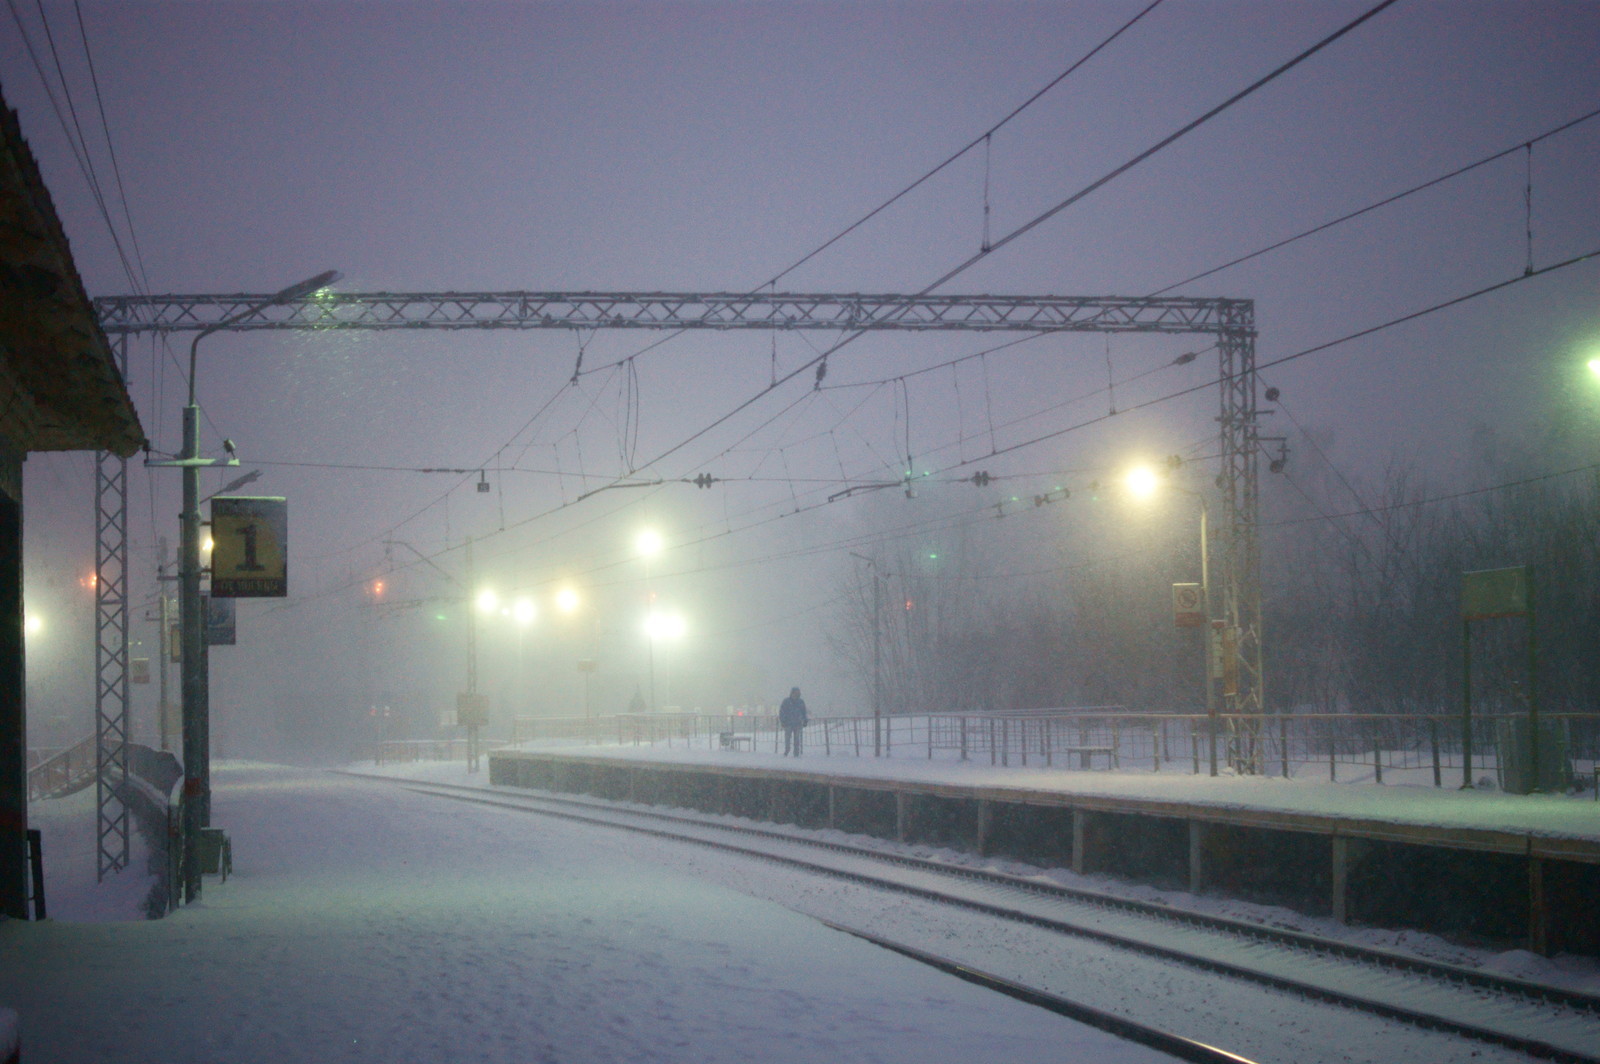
1, 762, 1172, 1064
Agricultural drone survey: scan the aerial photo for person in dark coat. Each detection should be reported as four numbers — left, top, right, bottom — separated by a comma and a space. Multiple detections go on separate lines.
778, 687, 808, 756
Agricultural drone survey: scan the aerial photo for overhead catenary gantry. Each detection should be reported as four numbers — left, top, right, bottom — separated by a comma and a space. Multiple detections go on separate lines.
98, 290, 1249, 334
93, 290, 1268, 825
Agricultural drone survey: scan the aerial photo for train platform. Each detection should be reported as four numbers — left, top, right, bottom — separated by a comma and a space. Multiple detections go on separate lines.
482, 739, 1600, 958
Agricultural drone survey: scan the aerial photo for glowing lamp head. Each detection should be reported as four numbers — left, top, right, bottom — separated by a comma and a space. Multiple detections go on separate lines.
475, 588, 500, 615
511, 597, 537, 626
23, 614, 42, 638
643, 610, 686, 641
1588, 357, 1600, 378
635, 529, 664, 557
1124, 464, 1161, 500
555, 587, 580, 614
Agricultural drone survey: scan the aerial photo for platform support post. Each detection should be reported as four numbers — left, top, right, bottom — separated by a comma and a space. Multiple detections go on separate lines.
1071, 808, 1085, 875
1188, 821, 1207, 895
894, 792, 908, 842
976, 799, 991, 856
1529, 855, 1549, 956
827, 785, 835, 830
1331, 835, 1349, 924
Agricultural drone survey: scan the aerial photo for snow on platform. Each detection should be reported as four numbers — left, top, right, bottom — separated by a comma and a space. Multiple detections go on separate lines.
0, 762, 1173, 1064
476, 739, 1600, 845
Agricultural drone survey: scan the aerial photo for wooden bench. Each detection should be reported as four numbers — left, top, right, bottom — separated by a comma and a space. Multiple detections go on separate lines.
718, 732, 754, 752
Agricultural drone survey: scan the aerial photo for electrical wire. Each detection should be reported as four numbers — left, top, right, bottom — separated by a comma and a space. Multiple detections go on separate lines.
601, 0, 1406, 485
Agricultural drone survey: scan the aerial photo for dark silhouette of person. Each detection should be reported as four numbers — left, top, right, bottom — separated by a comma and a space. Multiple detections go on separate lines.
778, 687, 808, 756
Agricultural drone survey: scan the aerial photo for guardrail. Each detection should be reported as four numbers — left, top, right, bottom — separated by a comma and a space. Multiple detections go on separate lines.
487, 710, 1600, 789
26, 734, 97, 800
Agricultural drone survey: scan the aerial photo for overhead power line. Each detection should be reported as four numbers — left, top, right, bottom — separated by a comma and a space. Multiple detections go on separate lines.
1150, 103, 1600, 296
618, 0, 1404, 482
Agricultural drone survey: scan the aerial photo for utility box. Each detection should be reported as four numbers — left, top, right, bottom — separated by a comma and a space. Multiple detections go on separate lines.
197, 828, 232, 880
1495, 718, 1571, 794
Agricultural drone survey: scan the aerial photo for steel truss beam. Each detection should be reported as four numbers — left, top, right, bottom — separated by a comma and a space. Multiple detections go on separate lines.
95, 291, 1251, 335
95, 290, 1265, 758
94, 332, 131, 879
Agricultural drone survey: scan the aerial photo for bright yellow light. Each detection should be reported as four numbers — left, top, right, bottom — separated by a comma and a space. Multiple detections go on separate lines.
1588, 357, 1600, 377
475, 588, 500, 614
1124, 464, 1161, 499
23, 614, 42, 638
511, 597, 537, 625
201, 533, 215, 554
643, 610, 686, 640
635, 529, 663, 557
555, 587, 580, 614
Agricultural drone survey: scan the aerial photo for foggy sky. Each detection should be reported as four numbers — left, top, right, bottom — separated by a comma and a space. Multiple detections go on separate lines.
6, 1, 1598, 756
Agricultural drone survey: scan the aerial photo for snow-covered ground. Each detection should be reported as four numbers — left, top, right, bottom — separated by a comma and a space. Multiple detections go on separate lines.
2, 763, 1177, 1064
8, 753, 1598, 1064
369, 755, 1600, 996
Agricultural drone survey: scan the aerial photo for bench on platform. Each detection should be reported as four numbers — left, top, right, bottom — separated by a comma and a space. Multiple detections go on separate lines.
718, 732, 754, 752
1061, 745, 1115, 769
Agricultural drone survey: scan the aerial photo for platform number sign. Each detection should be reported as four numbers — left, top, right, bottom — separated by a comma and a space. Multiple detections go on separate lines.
210, 496, 288, 597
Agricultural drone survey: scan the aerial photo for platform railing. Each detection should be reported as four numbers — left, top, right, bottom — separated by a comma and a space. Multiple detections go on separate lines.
359, 737, 511, 764
493, 709, 1599, 788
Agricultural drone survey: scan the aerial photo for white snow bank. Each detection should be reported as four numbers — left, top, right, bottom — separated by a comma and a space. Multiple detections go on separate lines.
467, 739, 1600, 841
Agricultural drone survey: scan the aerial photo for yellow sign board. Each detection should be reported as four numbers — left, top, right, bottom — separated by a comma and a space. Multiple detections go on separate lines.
211, 497, 288, 597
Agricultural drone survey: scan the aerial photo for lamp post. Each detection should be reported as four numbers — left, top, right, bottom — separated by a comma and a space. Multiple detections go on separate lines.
1126, 465, 1218, 777
635, 529, 663, 710
849, 552, 885, 757
165, 269, 338, 902
642, 609, 686, 712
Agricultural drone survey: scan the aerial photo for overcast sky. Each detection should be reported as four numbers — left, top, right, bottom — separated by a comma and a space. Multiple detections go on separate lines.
6, 0, 1599, 751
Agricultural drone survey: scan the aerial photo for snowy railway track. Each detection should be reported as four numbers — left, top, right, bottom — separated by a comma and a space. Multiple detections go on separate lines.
352, 772, 1600, 1064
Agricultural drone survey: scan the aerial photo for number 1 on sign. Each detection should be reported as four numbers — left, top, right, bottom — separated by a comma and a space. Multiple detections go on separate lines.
238, 523, 265, 571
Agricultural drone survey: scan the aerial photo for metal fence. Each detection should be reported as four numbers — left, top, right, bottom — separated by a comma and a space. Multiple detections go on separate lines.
484, 709, 1600, 789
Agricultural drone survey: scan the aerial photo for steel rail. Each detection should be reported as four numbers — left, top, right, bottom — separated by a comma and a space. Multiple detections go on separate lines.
818, 918, 1261, 1064
354, 772, 1600, 1016
353, 773, 1600, 1063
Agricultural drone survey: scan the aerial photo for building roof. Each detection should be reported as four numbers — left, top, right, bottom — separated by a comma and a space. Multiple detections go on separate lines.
0, 85, 143, 457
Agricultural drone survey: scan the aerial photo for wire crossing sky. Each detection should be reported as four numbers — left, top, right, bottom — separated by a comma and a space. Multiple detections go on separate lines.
6, 0, 1599, 741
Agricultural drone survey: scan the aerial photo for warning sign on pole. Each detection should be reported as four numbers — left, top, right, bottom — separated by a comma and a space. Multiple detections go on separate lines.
1173, 583, 1203, 628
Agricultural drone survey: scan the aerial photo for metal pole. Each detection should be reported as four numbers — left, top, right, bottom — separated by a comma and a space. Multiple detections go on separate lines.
873, 567, 883, 758
1461, 617, 1473, 790
1201, 501, 1217, 777
179, 403, 205, 901
157, 590, 171, 751
465, 537, 479, 773
1526, 564, 1540, 792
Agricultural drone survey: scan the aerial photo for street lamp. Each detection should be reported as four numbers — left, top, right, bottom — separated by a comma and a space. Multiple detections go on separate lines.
1125, 464, 1219, 777
635, 529, 664, 710
642, 609, 686, 711
165, 269, 338, 902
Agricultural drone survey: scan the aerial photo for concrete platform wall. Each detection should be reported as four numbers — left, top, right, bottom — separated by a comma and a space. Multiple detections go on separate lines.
489, 751, 1600, 957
